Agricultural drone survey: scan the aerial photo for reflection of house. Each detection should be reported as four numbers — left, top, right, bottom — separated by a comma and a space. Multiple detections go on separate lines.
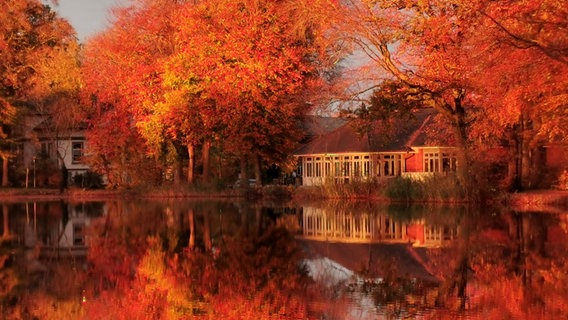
12, 114, 90, 185
5, 202, 106, 258
299, 206, 458, 247
294, 108, 459, 186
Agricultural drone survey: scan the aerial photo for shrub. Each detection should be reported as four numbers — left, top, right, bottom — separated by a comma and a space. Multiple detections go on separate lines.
385, 175, 468, 203
72, 171, 104, 189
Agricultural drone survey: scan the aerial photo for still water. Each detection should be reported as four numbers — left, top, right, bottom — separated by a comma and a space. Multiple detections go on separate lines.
1, 199, 567, 319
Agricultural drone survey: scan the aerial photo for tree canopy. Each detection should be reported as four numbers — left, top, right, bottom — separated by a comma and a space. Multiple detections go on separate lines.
0, 0, 79, 186
81, 0, 339, 186
336, 0, 568, 190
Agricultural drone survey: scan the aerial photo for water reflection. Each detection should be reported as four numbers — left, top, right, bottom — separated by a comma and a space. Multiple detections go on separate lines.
1, 200, 567, 319
299, 204, 459, 246
297, 202, 568, 319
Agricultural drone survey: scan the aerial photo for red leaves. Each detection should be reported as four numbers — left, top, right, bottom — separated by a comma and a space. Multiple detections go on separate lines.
81, 0, 333, 181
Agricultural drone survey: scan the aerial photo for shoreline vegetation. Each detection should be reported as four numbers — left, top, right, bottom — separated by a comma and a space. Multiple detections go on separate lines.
0, 181, 567, 212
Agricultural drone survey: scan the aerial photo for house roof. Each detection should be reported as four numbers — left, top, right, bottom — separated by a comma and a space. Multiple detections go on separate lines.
294, 108, 438, 156
299, 239, 440, 283
300, 115, 348, 140
33, 117, 88, 132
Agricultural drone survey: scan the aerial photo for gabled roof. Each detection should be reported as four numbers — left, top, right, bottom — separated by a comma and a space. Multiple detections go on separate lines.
300, 239, 440, 283
33, 118, 88, 132
300, 115, 348, 139
295, 121, 374, 155
294, 108, 438, 156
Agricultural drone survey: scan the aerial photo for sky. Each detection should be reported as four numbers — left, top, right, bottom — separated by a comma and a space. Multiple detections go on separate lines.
47, 0, 127, 42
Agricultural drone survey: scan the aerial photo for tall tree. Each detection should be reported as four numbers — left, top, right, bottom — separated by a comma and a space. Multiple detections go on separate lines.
459, 0, 568, 190
81, 0, 178, 187
337, 0, 474, 190
82, 0, 339, 187
165, 0, 337, 186
338, 0, 567, 191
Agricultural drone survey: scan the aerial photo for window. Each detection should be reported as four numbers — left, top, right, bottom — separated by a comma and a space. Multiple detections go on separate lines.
334, 162, 341, 177
11, 143, 24, 163
72, 142, 84, 164
73, 223, 85, 246
383, 155, 395, 176
41, 142, 53, 157
363, 160, 370, 177
324, 162, 331, 176
424, 152, 440, 172
306, 162, 313, 177
315, 161, 321, 177
442, 152, 457, 172
353, 161, 361, 176
343, 161, 351, 176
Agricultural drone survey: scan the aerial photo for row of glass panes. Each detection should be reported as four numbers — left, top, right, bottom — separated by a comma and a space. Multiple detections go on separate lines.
303, 155, 374, 178
424, 152, 458, 173
303, 213, 405, 240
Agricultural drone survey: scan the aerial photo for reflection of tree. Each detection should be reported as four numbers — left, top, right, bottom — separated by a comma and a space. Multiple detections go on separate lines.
80, 200, 311, 319
468, 210, 568, 318
9, 200, 567, 318
2, 204, 8, 239
0, 241, 18, 304
188, 208, 195, 250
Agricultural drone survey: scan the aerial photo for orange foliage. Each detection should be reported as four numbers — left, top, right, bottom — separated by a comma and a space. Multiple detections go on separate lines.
81, 0, 338, 185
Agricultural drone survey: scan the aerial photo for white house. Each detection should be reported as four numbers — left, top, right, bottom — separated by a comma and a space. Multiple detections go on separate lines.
13, 114, 91, 187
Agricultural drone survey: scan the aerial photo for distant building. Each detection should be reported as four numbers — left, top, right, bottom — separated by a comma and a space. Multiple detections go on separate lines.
294, 108, 459, 186
12, 114, 91, 187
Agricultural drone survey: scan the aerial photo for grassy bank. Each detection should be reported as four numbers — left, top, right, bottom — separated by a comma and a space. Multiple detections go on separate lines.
0, 176, 478, 203
3, 178, 565, 210
291, 175, 474, 204
0, 184, 282, 202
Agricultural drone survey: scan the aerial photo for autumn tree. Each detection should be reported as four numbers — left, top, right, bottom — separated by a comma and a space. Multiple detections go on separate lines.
458, 0, 568, 190
82, 0, 339, 187
163, 0, 338, 186
30, 32, 83, 190
0, 0, 77, 187
333, 0, 476, 196
81, 0, 178, 187
338, 0, 567, 191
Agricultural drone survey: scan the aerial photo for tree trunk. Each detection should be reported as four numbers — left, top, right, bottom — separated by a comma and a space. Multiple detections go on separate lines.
253, 154, 262, 187
202, 140, 210, 184
2, 156, 8, 187
59, 163, 68, 193
204, 209, 212, 252
514, 114, 533, 191
450, 96, 474, 196
239, 203, 249, 237
507, 154, 517, 191
173, 154, 183, 185
187, 143, 195, 184
188, 208, 195, 250
520, 143, 531, 190
255, 205, 262, 237
2, 204, 9, 238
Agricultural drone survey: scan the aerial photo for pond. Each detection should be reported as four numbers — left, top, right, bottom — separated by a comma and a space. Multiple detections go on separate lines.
1, 199, 567, 319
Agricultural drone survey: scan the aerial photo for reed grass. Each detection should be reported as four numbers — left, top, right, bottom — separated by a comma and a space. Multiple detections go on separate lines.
292, 175, 471, 203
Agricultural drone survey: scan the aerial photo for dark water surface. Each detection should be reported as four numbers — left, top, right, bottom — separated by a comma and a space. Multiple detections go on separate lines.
1, 199, 567, 319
